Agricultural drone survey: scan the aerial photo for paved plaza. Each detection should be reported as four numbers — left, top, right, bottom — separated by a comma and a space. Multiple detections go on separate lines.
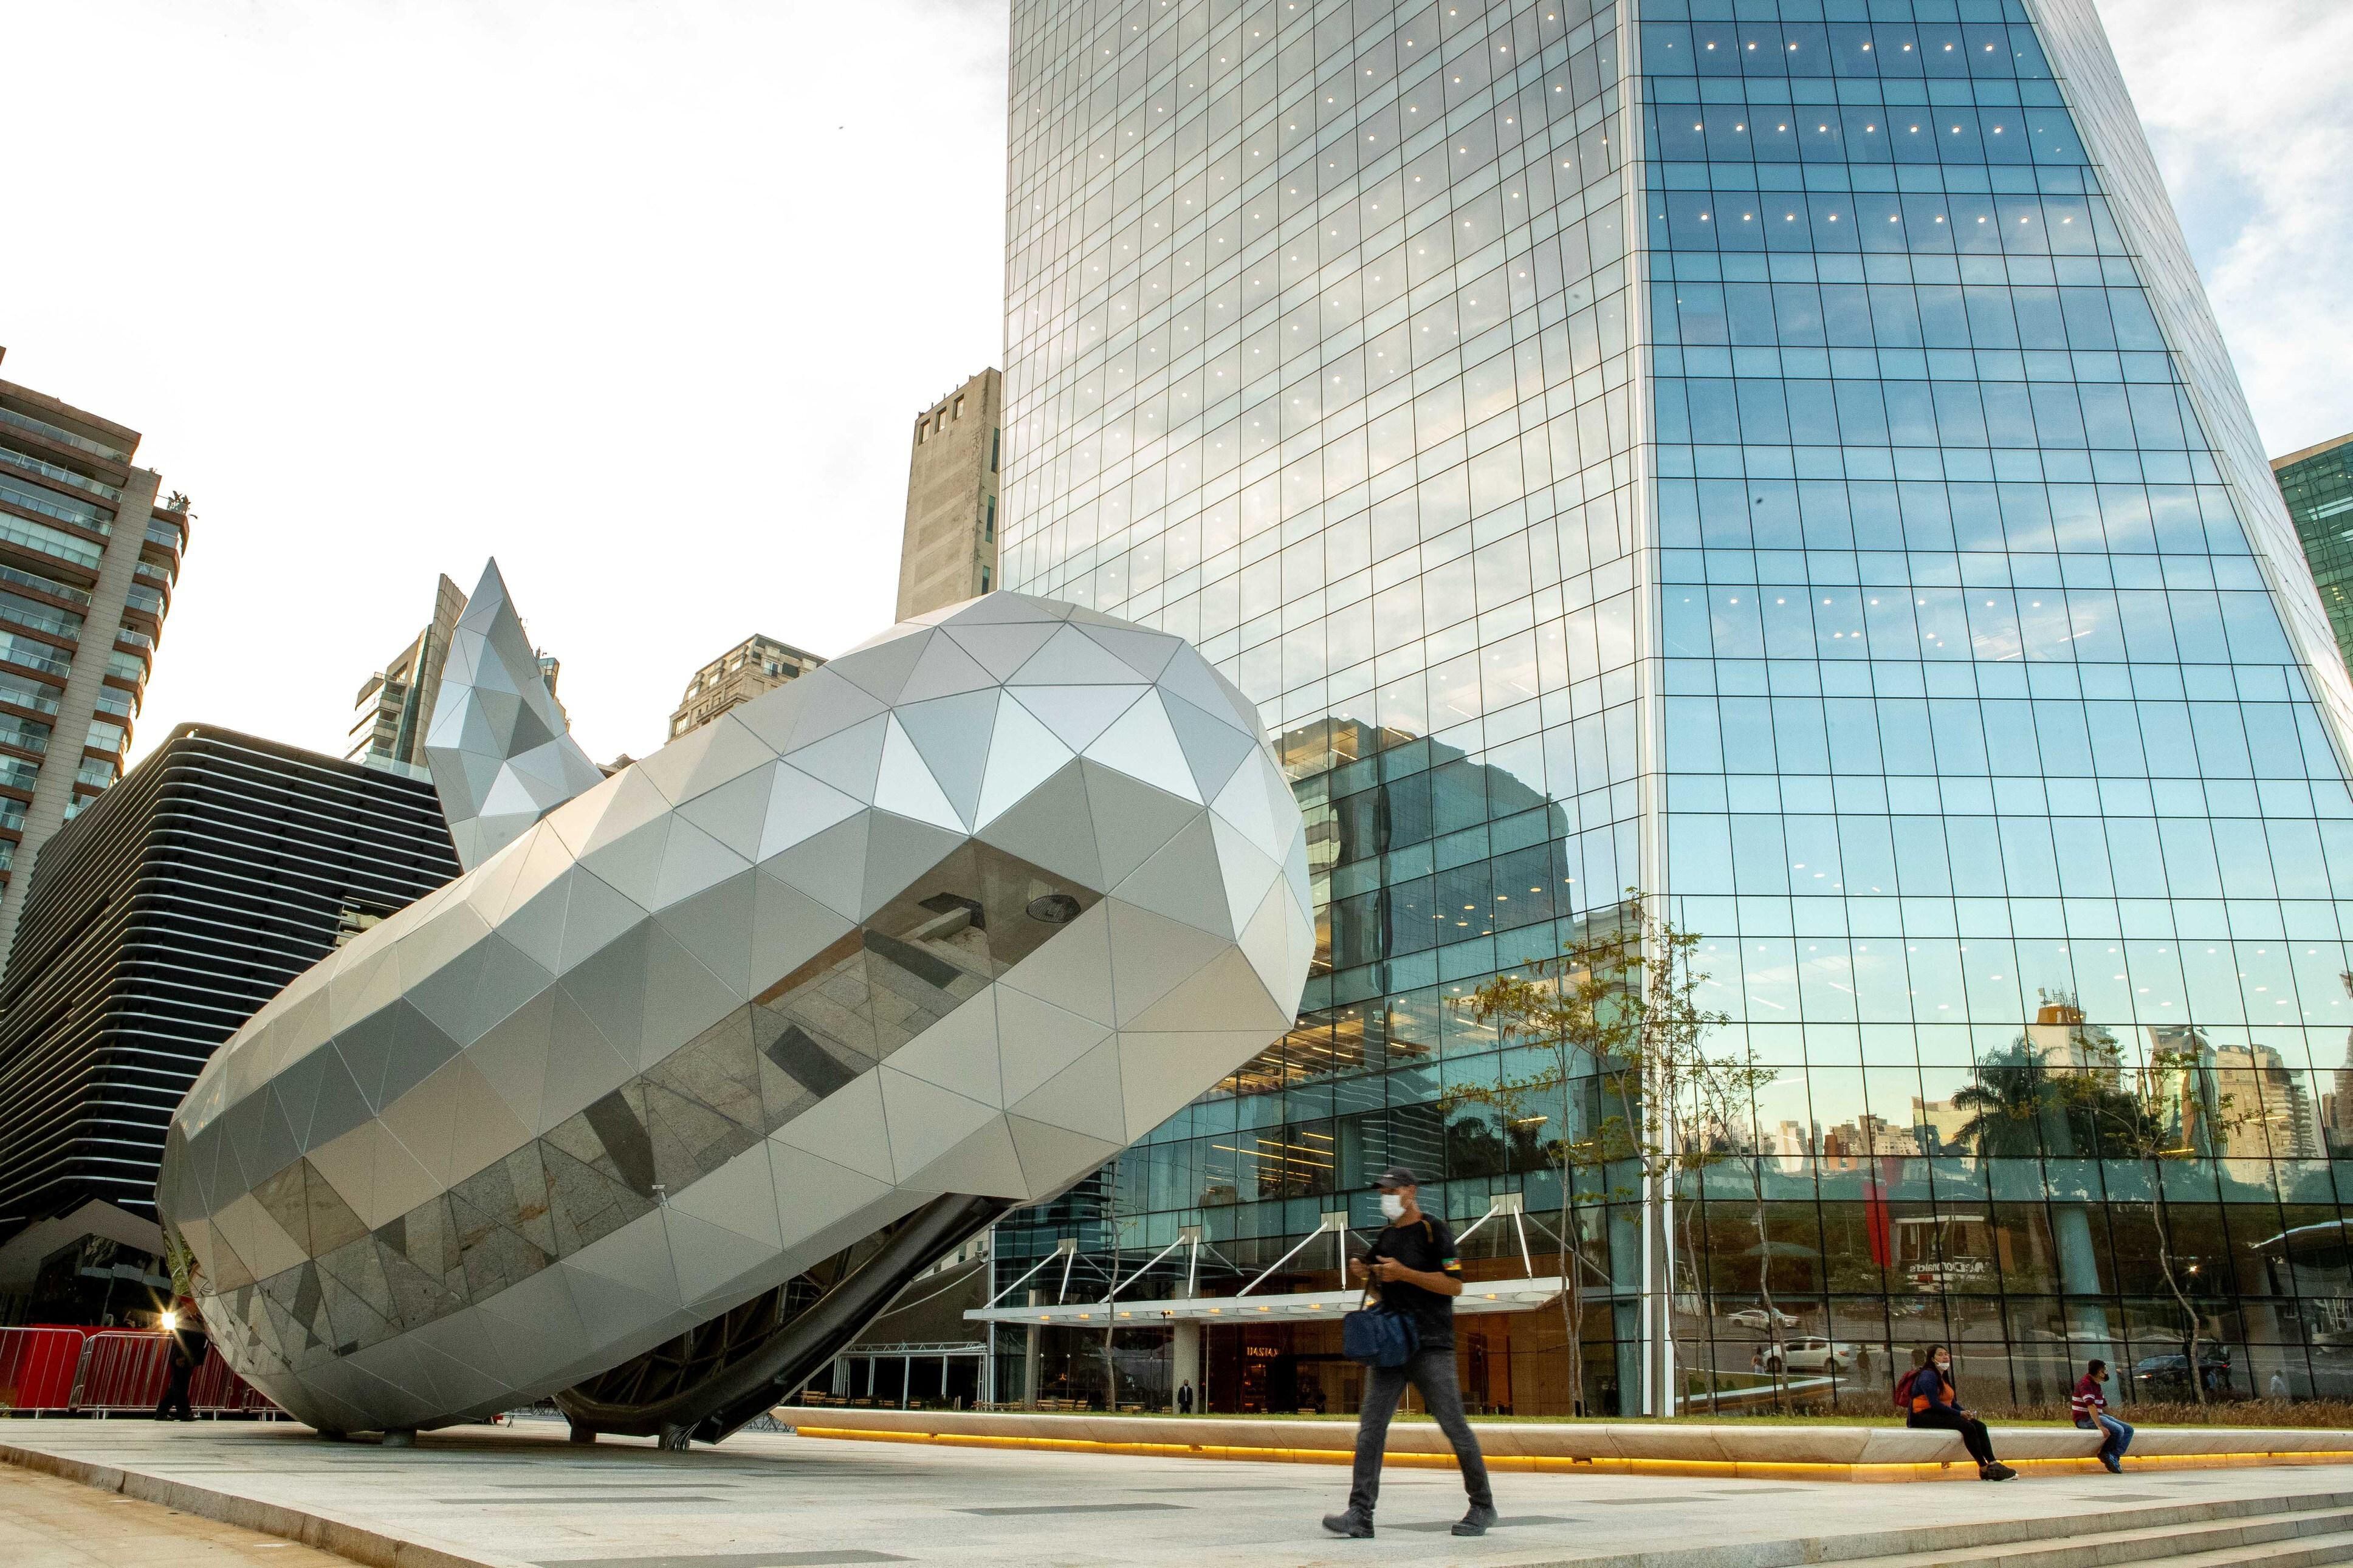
0, 1459, 351, 1568
4, 1417, 2352, 1568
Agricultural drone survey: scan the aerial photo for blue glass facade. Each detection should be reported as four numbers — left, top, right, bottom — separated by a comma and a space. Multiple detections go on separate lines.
2273, 433, 2353, 678
994, 0, 2353, 1417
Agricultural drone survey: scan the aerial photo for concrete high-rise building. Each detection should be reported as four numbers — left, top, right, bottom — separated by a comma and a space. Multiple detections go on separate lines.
0, 349, 187, 973
985, 1, 2353, 1414
0, 725, 457, 1263
347, 573, 467, 777
667, 632, 825, 741
2274, 432, 2353, 676
895, 369, 1003, 620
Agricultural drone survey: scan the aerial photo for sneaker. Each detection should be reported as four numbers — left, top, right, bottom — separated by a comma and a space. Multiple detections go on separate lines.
1322, 1510, 1375, 1539
2101, 1454, 2123, 1474
1980, 1462, 2017, 1481
1453, 1503, 1500, 1537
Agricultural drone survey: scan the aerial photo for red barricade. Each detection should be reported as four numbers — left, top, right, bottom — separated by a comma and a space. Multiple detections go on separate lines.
0, 1326, 278, 1416
0, 1326, 84, 1411
72, 1330, 173, 1411
188, 1349, 273, 1414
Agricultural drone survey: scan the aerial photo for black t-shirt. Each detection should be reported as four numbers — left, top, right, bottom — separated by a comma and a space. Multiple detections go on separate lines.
1362, 1215, 1461, 1351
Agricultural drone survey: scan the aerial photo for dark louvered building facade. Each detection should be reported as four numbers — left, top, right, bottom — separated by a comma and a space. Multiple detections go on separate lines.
0, 725, 459, 1244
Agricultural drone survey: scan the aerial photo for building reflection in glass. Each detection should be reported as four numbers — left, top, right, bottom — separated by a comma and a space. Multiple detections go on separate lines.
987, 0, 2353, 1416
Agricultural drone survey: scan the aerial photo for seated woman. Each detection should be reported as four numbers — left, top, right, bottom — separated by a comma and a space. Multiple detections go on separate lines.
1904, 1345, 2016, 1481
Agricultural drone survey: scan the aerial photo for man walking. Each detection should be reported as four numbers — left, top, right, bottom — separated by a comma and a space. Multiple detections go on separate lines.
2071, 1358, 2133, 1473
1322, 1168, 1496, 1540
153, 1303, 206, 1422
1176, 1380, 1194, 1415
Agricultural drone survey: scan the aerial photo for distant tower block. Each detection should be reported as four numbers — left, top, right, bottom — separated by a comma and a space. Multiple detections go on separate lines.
896, 370, 1002, 620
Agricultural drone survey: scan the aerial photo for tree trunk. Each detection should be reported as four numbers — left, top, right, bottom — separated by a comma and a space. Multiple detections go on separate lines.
1551, 1056, 1587, 1417
1102, 1159, 1122, 1410
1751, 1163, 1781, 1407
2150, 1177, 2208, 1406
1559, 1181, 1587, 1418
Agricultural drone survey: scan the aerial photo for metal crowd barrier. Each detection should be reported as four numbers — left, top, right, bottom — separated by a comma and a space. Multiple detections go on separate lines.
0, 1326, 277, 1417
0, 1326, 84, 1412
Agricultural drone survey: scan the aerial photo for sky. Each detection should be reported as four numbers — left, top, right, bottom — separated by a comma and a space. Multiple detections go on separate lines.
0, 1, 2346, 773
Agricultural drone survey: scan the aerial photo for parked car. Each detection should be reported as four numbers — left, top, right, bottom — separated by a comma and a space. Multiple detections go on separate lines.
1776, 1337, 1857, 1373
1728, 1305, 1801, 1331
2132, 1350, 2232, 1396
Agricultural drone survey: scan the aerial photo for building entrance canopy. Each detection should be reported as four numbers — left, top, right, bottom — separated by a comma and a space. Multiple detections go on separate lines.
966, 1277, 1567, 1327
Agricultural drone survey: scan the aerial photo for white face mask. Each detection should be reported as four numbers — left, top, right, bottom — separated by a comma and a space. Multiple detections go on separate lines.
1379, 1193, 1407, 1221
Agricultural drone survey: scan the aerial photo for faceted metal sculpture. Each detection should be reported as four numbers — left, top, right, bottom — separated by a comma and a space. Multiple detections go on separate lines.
423, 561, 605, 869
155, 590, 1313, 1436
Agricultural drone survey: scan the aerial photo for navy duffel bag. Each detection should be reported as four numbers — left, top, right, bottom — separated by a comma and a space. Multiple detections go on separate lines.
1342, 1295, 1419, 1369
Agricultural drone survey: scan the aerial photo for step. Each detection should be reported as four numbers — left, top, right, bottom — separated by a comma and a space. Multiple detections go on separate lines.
1810, 1502, 2353, 1568
2126, 1527, 2353, 1568
1520, 1493, 2353, 1568
1534, 1495, 2353, 1568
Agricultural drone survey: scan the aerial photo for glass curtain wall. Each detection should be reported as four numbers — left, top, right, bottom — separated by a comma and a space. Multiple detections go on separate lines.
997, 0, 2353, 1416
1643, 0, 2353, 1411
1002, 0, 1648, 1415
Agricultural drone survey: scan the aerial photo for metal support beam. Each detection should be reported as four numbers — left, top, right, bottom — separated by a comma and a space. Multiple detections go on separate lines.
1101, 1234, 1188, 1304
984, 1239, 1072, 1310
1237, 1211, 1348, 1298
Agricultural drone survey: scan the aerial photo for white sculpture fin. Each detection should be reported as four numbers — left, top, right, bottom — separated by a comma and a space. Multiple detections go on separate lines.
424, 560, 603, 869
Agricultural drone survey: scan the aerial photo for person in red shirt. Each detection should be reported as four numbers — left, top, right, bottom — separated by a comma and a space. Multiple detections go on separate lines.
2070, 1359, 2133, 1473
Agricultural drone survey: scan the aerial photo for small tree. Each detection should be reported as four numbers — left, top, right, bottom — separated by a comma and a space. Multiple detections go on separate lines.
1686, 1033, 1784, 1405
1449, 892, 1726, 1416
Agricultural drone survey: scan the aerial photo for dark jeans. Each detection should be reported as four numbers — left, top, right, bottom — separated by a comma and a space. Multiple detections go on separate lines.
154, 1373, 193, 1421
1347, 1344, 1492, 1516
1908, 1405, 1997, 1465
2077, 1412, 2134, 1462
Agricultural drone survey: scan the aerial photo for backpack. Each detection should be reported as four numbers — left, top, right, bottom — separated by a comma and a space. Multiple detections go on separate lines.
1892, 1367, 1920, 1411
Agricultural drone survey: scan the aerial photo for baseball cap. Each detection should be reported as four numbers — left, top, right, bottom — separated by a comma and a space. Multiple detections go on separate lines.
1373, 1166, 1419, 1190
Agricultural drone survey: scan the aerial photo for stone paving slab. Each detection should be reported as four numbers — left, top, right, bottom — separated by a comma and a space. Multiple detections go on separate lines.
5, 1417, 2353, 1568
0, 1460, 356, 1568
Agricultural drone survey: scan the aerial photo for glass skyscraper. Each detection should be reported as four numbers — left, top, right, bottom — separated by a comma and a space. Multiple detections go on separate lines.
991, 0, 2353, 1419
2273, 433, 2353, 679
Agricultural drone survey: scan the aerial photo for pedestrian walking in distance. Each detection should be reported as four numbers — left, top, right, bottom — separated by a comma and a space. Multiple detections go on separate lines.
1321, 1168, 1496, 1539
2070, 1359, 2134, 1473
1176, 1380, 1194, 1415
153, 1304, 206, 1422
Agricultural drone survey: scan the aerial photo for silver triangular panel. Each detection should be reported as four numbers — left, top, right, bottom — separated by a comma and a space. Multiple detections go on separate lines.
422, 561, 603, 871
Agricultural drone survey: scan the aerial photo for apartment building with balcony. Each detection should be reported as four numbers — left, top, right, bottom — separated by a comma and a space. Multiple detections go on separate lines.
348, 573, 467, 778
667, 632, 826, 741
0, 349, 187, 971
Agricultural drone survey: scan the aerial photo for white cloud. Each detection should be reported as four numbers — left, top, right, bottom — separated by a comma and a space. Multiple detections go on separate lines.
2102, 0, 2353, 456
0, 1, 1009, 770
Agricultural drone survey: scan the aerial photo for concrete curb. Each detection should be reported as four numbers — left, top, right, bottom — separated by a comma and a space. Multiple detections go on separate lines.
0, 1436, 527, 1568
